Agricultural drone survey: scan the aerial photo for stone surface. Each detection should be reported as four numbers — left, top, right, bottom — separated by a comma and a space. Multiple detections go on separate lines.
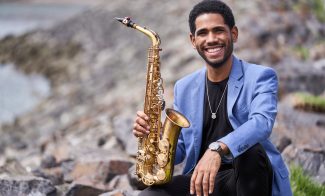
282, 145, 325, 184
66, 151, 133, 188
0, 176, 56, 196
65, 183, 106, 196
0, 0, 324, 194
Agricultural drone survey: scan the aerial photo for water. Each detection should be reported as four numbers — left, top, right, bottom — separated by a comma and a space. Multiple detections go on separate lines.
0, 2, 89, 124
0, 64, 51, 124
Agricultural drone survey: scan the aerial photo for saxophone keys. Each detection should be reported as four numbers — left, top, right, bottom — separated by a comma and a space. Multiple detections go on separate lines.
137, 150, 146, 162
145, 153, 155, 165
147, 143, 156, 153
157, 153, 168, 167
148, 133, 157, 144
156, 169, 166, 181
143, 174, 155, 186
159, 139, 170, 153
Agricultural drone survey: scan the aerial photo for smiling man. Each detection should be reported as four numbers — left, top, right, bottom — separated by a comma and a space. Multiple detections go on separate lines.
133, 0, 292, 196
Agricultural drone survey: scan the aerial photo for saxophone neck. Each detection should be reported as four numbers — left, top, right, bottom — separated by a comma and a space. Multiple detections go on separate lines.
115, 17, 161, 47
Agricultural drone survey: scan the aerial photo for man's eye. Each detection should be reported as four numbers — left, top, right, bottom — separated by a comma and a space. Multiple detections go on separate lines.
197, 31, 206, 36
214, 29, 224, 33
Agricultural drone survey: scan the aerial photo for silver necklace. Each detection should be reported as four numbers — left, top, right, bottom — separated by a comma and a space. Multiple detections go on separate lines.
205, 75, 228, 119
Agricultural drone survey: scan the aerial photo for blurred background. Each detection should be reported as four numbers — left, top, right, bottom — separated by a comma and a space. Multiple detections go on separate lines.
0, 0, 324, 195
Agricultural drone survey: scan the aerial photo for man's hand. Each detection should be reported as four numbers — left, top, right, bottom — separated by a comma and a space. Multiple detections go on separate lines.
190, 149, 221, 196
132, 111, 150, 138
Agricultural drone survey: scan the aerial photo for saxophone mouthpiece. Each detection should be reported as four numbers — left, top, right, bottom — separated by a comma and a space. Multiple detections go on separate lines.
114, 17, 124, 23
115, 16, 134, 27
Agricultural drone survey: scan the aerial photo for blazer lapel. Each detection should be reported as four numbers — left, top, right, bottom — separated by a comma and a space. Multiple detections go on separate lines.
227, 56, 244, 122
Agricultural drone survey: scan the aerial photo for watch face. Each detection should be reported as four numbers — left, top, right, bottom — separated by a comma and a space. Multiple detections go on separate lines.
209, 142, 220, 151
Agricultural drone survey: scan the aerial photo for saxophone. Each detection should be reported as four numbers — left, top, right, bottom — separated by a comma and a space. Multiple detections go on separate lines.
115, 17, 190, 186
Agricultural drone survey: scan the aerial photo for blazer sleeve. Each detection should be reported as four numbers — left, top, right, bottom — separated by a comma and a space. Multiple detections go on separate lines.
173, 82, 186, 164
218, 68, 278, 158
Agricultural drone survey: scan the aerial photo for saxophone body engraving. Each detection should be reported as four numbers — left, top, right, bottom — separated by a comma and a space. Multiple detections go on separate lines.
115, 17, 190, 186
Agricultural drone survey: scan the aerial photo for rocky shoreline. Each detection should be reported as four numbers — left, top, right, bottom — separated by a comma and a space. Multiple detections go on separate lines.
0, 0, 324, 195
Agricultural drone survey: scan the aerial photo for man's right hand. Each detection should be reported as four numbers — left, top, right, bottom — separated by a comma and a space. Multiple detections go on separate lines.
132, 111, 150, 138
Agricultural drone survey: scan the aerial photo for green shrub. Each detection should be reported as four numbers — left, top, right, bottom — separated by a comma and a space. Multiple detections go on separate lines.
293, 92, 325, 113
313, 0, 325, 22
293, 46, 309, 60
290, 165, 325, 196
293, 0, 325, 22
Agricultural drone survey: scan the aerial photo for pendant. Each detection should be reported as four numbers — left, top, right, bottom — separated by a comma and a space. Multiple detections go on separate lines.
211, 113, 216, 119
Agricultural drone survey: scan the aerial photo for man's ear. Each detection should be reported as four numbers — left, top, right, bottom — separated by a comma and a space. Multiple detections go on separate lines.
231, 26, 239, 43
189, 33, 196, 49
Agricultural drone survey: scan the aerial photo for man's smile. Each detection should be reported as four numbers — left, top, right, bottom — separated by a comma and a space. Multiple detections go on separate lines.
204, 45, 224, 57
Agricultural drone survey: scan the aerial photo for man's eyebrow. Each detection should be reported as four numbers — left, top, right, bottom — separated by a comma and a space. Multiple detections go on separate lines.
195, 28, 207, 35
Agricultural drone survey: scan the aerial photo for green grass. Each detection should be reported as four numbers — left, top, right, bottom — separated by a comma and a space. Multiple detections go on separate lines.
293, 0, 325, 23
290, 165, 325, 196
313, 0, 325, 23
293, 92, 325, 113
293, 46, 310, 60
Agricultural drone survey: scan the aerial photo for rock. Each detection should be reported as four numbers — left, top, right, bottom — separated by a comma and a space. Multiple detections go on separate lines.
100, 190, 141, 196
282, 145, 325, 184
65, 183, 106, 196
277, 60, 325, 96
275, 136, 292, 153
33, 167, 64, 186
0, 159, 29, 176
107, 174, 133, 192
41, 155, 58, 169
112, 114, 138, 156
61, 150, 134, 191
316, 119, 325, 128
0, 159, 57, 195
0, 176, 56, 196
55, 183, 70, 196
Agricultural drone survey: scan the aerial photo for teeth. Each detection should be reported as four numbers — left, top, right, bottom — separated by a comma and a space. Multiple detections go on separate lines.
206, 47, 222, 53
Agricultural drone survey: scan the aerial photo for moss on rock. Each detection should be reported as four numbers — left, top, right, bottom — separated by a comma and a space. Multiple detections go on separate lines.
0, 34, 81, 86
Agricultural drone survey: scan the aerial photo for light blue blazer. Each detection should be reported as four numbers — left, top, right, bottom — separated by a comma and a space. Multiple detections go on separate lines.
173, 56, 292, 196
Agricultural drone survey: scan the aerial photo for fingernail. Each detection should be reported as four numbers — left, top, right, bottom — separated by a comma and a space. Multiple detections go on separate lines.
190, 190, 193, 194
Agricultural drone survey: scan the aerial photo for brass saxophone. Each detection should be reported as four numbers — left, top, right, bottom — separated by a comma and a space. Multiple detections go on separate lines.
115, 17, 190, 186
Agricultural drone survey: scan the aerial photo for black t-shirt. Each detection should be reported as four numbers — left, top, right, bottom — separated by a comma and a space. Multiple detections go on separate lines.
198, 77, 234, 160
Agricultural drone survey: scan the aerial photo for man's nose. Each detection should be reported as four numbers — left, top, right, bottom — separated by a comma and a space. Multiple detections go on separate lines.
206, 32, 217, 43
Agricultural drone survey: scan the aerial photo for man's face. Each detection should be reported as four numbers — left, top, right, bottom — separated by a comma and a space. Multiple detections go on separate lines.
190, 13, 238, 68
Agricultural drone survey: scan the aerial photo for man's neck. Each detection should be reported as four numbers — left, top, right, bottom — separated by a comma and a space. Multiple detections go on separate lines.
206, 56, 233, 82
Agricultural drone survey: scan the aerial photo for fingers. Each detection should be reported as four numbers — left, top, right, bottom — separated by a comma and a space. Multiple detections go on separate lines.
191, 167, 207, 196
136, 111, 149, 120
195, 171, 203, 196
132, 111, 150, 138
190, 169, 197, 195
202, 170, 210, 196
191, 169, 214, 196
209, 167, 217, 194
190, 150, 222, 196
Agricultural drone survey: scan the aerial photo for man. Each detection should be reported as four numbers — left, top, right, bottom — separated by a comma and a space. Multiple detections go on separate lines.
133, 0, 292, 195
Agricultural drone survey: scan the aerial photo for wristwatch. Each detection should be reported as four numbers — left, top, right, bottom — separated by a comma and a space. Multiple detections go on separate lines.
208, 142, 223, 156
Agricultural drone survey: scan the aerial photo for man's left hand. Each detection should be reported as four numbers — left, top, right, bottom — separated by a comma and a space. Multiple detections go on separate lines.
190, 149, 221, 196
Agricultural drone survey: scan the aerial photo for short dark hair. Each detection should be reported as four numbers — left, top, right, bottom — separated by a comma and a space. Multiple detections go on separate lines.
189, 0, 235, 34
